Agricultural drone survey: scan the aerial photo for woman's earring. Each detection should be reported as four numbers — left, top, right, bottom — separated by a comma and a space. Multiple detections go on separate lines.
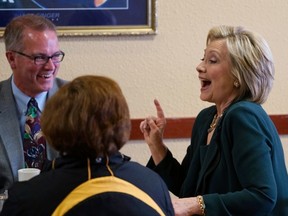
234, 81, 240, 88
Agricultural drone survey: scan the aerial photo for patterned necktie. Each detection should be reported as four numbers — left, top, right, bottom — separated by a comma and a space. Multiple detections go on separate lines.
23, 98, 47, 169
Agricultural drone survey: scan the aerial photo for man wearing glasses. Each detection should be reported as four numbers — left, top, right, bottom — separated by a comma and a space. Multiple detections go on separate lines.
0, 14, 67, 197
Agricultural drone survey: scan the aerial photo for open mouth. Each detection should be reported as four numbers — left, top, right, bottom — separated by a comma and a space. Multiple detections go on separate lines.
200, 79, 211, 89
38, 74, 53, 79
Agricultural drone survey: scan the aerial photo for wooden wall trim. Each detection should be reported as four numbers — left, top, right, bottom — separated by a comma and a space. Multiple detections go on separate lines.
130, 115, 288, 140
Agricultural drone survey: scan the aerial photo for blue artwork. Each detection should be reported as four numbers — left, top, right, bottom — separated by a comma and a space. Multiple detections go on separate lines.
0, 0, 128, 9
0, 0, 150, 28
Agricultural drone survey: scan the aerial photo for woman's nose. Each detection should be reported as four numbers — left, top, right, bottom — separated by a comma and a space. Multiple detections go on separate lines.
196, 62, 205, 73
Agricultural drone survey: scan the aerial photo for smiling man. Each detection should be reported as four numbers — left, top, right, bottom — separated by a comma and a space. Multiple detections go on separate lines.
0, 14, 67, 196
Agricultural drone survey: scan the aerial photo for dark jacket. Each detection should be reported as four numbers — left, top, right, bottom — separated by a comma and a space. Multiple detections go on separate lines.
1, 153, 174, 216
148, 101, 288, 216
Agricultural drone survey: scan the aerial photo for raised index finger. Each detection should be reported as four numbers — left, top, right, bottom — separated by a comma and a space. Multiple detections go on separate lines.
154, 99, 165, 119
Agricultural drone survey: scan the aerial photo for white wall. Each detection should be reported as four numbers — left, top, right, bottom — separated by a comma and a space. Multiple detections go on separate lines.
0, 0, 287, 166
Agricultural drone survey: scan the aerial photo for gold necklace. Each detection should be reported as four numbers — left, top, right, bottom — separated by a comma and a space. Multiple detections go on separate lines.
207, 113, 223, 133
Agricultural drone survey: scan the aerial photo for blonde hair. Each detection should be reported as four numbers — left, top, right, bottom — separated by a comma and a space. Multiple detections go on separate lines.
207, 25, 274, 104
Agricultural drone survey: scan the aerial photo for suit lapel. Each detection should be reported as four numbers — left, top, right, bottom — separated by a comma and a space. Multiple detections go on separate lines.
0, 77, 24, 179
195, 139, 220, 194
195, 109, 222, 194
0, 77, 66, 179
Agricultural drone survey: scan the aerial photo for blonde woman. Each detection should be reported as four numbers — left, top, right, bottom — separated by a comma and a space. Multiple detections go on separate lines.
141, 26, 288, 216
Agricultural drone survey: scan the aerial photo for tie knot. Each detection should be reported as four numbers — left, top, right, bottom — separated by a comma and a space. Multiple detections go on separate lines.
29, 97, 37, 106
26, 98, 40, 115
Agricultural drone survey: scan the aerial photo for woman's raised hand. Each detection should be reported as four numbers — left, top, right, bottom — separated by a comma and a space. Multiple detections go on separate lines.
140, 99, 167, 164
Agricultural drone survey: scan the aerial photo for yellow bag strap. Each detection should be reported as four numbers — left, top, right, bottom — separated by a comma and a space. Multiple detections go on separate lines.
52, 176, 165, 216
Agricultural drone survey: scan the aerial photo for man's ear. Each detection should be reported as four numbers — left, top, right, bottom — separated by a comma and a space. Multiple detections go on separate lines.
6, 51, 16, 69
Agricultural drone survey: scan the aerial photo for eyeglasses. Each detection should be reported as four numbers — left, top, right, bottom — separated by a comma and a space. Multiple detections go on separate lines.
11, 50, 65, 65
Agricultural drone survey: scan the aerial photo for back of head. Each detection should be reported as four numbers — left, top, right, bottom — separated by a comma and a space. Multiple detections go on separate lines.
3, 14, 57, 51
206, 25, 274, 104
41, 75, 131, 158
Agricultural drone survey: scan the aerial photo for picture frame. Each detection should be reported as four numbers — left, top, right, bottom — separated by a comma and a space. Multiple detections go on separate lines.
0, 0, 157, 37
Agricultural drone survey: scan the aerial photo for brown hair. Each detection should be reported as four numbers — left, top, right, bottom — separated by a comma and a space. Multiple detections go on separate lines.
3, 14, 57, 51
41, 75, 131, 158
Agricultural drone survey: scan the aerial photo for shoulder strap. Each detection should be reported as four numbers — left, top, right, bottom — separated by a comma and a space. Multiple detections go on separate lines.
52, 176, 165, 216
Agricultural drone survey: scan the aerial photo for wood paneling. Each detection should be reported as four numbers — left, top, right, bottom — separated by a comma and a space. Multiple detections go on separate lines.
130, 115, 288, 140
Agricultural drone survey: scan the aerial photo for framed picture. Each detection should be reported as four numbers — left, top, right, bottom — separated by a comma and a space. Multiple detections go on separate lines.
0, 0, 157, 37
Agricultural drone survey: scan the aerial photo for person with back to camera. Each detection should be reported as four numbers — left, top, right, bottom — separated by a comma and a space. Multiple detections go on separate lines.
0, 14, 67, 197
140, 25, 288, 215
0, 75, 175, 216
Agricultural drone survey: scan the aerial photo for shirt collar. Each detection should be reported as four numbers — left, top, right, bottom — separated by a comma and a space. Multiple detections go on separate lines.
11, 76, 48, 114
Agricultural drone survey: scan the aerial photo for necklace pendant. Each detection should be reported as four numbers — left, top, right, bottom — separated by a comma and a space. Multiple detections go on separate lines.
208, 113, 220, 133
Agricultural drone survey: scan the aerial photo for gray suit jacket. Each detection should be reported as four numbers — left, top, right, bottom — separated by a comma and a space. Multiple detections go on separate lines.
0, 76, 67, 192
